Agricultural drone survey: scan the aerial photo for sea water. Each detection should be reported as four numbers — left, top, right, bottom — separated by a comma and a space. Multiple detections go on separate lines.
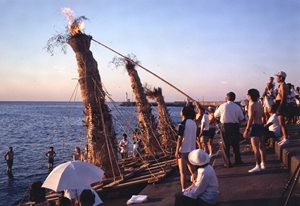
0, 101, 182, 206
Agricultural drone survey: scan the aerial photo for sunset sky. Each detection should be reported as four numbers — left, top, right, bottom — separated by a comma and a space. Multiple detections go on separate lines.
1, 0, 299, 102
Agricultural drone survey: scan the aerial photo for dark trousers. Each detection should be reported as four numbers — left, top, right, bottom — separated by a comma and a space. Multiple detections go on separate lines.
220, 123, 242, 167
121, 152, 128, 159
175, 195, 215, 206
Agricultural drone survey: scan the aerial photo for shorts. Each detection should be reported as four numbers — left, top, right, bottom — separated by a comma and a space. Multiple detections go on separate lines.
6, 159, 13, 167
250, 124, 264, 137
48, 158, 54, 164
264, 130, 279, 140
200, 130, 210, 143
208, 128, 216, 139
273, 100, 288, 116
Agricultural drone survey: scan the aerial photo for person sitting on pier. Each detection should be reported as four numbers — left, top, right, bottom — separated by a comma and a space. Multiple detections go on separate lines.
80, 189, 95, 206
119, 133, 129, 159
174, 149, 219, 206
29, 181, 50, 206
57, 197, 71, 206
264, 105, 281, 147
79, 189, 103, 206
64, 186, 103, 206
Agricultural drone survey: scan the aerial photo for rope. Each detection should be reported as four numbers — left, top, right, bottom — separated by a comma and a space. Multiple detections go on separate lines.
101, 83, 169, 174
91, 78, 122, 180
91, 38, 195, 101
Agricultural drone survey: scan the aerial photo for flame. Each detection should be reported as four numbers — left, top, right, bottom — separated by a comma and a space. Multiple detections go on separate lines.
61, 7, 84, 36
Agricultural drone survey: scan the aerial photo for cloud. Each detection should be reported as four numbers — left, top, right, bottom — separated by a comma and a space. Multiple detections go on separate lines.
220, 81, 228, 84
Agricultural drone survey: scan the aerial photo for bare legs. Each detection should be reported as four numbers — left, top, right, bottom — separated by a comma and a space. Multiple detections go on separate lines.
178, 153, 196, 190
248, 136, 266, 172
278, 115, 288, 139
207, 138, 213, 157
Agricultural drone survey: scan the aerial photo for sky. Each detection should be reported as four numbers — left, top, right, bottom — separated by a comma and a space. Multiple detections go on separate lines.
0, 0, 299, 102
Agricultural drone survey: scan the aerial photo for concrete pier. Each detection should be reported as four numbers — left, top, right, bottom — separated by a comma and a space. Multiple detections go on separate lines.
104, 124, 300, 206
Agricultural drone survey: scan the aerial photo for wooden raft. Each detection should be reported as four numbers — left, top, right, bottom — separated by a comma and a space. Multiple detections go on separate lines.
19, 154, 177, 206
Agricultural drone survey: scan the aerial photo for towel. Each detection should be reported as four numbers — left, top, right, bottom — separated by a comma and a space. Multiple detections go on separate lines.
126, 195, 148, 204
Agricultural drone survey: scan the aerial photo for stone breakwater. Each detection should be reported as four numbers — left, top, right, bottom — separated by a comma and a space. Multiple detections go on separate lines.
120, 101, 227, 107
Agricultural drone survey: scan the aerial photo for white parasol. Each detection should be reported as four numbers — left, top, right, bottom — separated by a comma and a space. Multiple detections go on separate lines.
42, 160, 104, 192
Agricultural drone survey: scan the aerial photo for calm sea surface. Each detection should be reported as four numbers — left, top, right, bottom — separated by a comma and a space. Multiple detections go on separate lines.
0, 101, 181, 206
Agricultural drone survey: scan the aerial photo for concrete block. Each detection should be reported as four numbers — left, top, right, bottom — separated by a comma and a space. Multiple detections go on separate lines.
282, 149, 290, 169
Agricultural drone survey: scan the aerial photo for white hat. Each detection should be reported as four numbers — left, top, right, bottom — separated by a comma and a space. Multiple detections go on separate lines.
188, 149, 210, 166
208, 106, 216, 112
274, 71, 287, 78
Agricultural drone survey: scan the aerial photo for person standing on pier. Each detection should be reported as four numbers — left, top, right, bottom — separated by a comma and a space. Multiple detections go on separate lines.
175, 106, 197, 191
199, 110, 210, 153
214, 92, 245, 168
4, 147, 14, 173
264, 105, 281, 147
132, 129, 141, 158
207, 106, 217, 158
119, 133, 129, 159
262, 82, 276, 124
193, 101, 204, 149
274, 71, 289, 146
243, 89, 266, 172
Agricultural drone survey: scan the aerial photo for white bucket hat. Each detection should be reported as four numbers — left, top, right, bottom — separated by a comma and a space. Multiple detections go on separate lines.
188, 149, 210, 166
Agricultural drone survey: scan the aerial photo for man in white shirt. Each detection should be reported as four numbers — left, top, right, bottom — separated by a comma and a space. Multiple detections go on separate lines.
214, 92, 245, 168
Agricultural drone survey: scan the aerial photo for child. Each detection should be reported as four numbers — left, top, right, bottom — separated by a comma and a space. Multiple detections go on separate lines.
45, 147, 56, 171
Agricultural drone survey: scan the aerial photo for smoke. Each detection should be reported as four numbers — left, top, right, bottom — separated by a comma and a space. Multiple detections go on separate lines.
61, 7, 75, 23
61, 7, 87, 36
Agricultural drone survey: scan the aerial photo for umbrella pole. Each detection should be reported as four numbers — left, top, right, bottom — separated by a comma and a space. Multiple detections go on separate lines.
75, 189, 79, 206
